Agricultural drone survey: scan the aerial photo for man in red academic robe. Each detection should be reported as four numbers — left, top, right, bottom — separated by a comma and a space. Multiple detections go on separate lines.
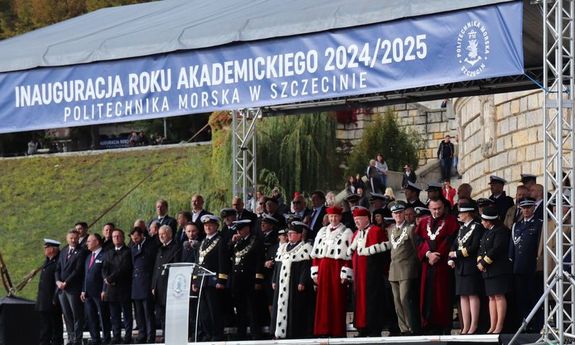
347, 206, 391, 336
416, 198, 459, 334
310, 206, 354, 337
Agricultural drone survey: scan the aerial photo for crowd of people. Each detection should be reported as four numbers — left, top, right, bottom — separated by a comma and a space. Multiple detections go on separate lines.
36, 172, 554, 345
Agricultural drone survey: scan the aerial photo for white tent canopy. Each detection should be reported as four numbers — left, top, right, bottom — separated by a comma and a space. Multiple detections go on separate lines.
0, 0, 512, 73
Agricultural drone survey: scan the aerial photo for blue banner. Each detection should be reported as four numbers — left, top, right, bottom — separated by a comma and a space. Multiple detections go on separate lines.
0, 1, 523, 133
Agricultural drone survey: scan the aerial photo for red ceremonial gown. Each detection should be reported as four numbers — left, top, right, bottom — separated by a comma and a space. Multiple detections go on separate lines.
416, 214, 459, 330
311, 223, 354, 337
348, 224, 390, 333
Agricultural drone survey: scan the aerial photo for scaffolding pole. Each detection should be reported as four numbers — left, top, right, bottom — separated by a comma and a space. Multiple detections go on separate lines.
231, 108, 260, 205
542, 0, 575, 344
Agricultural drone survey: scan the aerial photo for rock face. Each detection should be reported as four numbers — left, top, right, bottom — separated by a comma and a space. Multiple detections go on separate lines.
455, 90, 544, 198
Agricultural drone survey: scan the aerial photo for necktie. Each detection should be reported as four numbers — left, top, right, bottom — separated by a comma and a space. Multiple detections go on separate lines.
137, 244, 142, 251
66, 248, 73, 261
88, 253, 96, 269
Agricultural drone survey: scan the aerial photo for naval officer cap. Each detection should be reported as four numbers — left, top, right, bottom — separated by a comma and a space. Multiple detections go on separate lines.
201, 214, 220, 224
520, 173, 537, 184
232, 219, 251, 230
414, 207, 431, 217
289, 221, 310, 234
518, 197, 536, 208
480, 207, 499, 220
390, 202, 406, 213
220, 208, 237, 218
261, 214, 279, 225
458, 202, 476, 213
404, 181, 422, 193
477, 198, 495, 207
44, 238, 61, 247
277, 228, 288, 235
489, 175, 507, 185
345, 193, 361, 203
426, 181, 443, 191
369, 192, 388, 201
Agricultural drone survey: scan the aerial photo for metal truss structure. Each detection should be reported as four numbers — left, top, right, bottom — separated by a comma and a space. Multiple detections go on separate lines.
231, 108, 260, 203
541, 0, 575, 344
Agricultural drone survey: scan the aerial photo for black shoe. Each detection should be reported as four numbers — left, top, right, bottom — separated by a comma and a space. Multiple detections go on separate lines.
123, 337, 132, 344
111, 337, 122, 344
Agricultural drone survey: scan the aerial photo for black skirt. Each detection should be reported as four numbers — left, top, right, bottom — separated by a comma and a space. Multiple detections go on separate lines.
455, 272, 482, 296
484, 274, 512, 296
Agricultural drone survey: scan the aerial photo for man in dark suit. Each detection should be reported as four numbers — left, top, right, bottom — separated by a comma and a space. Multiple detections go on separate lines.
151, 224, 181, 341
402, 164, 417, 188
56, 230, 88, 345
191, 194, 212, 239
290, 194, 312, 222
149, 199, 178, 235
36, 239, 64, 345
101, 223, 115, 252
81, 234, 110, 345
103, 229, 133, 344
74, 222, 89, 249
233, 196, 258, 223
488, 175, 515, 221
308, 191, 327, 240
130, 226, 159, 343
529, 184, 545, 221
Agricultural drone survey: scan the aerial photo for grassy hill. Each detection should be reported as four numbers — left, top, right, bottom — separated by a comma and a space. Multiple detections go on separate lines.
0, 143, 229, 299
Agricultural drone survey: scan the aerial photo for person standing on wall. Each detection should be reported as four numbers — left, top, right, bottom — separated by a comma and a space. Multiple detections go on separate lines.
437, 135, 454, 182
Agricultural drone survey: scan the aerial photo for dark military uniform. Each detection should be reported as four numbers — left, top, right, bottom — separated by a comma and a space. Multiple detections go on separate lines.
230, 234, 265, 339
195, 232, 230, 341
489, 192, 515, 221
36, 251, 63, 345
477, 224, 512, 296
509, 216, 543, 328
451, 221, 484, 296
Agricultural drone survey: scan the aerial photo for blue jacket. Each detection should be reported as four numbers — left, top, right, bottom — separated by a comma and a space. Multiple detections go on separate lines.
83, 249, 106, 298
131, 238, 159, 300
509, 217, 542, 275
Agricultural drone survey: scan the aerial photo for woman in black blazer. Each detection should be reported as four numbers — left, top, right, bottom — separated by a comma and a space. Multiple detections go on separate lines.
477, 206, 512, 334
448, 203, 484, 334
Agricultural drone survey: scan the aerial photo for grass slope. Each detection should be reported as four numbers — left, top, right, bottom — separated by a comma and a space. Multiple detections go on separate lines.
0, 144, 221, 299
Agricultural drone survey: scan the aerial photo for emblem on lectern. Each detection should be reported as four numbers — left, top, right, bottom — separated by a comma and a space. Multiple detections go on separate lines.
173, 273, 187, 298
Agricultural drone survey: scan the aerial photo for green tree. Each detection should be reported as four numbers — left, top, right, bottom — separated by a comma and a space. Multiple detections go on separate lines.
257, 113, 342, 197
346, 109, 422, 176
